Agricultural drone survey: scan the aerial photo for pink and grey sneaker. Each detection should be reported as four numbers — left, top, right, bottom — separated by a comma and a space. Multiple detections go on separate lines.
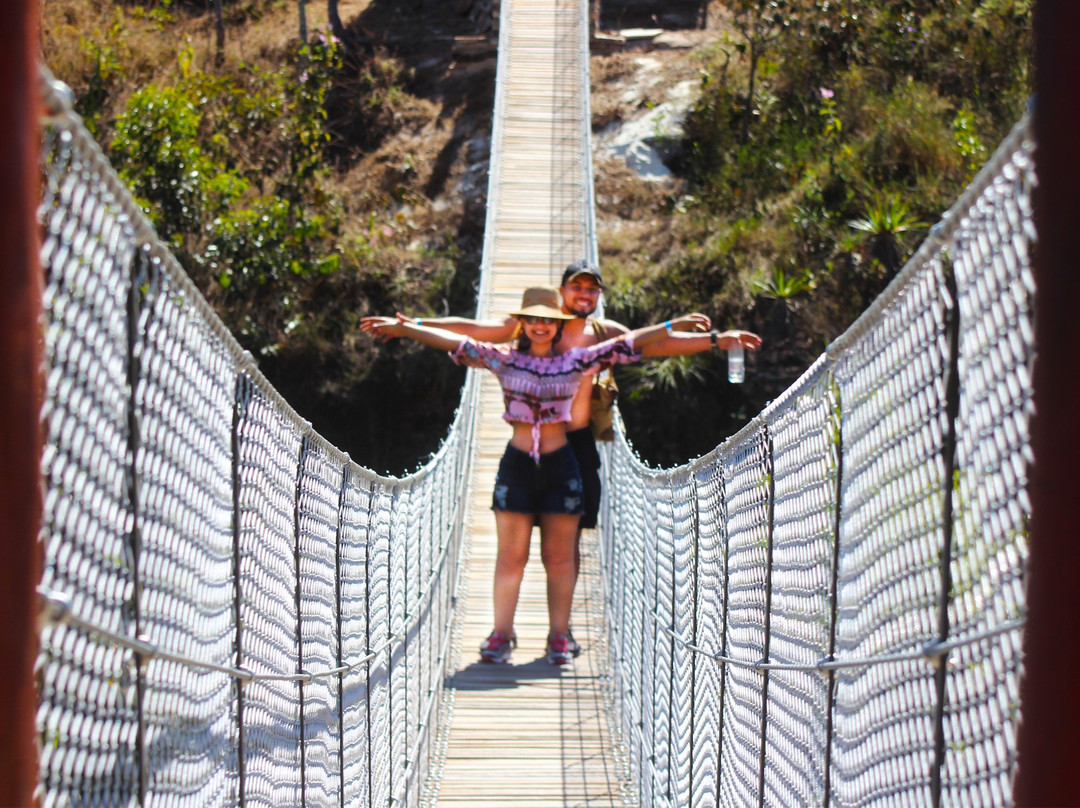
546, 633, 574, 665
566, 628, 582, 658
479, 630, 516, 664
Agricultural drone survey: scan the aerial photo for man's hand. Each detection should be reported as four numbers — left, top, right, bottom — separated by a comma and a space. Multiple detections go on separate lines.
715, 330, 763, 350
669, 313, 712, 332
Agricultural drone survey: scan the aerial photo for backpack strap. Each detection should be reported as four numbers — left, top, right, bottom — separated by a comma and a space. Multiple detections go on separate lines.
588, 317, 617, 373
588, 317, 611, 342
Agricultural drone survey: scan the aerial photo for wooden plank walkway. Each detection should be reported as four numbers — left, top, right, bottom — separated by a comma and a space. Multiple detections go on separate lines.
429, 1, 630, 805
433, 376, 627, 807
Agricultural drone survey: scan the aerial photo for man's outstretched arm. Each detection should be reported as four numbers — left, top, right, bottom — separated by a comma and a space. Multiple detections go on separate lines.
639, 328, 762, 357
596, 312, 758, 357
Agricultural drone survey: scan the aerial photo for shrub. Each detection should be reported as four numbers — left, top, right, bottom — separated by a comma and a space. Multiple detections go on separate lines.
111, 82, 249, 244
854, 80, 961, 190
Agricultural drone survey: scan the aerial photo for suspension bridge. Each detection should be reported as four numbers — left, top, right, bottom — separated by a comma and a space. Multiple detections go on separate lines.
3, 0, 1080, 806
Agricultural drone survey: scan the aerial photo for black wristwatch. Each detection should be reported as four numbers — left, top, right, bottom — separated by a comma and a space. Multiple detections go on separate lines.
709, 330, 718, 349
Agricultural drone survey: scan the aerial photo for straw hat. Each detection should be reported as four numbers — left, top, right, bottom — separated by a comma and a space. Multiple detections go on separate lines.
508, 287, 574, 320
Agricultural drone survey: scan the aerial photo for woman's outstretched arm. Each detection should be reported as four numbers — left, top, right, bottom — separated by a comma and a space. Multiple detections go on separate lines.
360, 313, 518, 343
363, 313, 468, 352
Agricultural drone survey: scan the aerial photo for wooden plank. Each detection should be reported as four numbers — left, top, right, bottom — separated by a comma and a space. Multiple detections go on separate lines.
431, 1, 630, 803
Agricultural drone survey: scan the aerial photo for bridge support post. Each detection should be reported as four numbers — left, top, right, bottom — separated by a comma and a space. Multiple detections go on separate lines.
1015, 1, 1080, 803
0, 0, 43, 804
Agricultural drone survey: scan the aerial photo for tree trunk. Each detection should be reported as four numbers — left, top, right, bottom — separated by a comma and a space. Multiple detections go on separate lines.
298, 0, 308, 45
213, 0, 225, 67
742, 38, 758, 144
327, 0, 347, 45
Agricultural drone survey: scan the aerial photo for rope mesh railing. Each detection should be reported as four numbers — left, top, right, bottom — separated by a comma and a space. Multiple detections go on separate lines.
34, 3, 1034, 799
597, 113, 1034, 808
35, 72, 478, 808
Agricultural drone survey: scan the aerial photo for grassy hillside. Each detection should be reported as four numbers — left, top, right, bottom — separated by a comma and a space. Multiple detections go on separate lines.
41, 0, 1033, 470
42, 0, 493, 473
594, 0, 1032, 464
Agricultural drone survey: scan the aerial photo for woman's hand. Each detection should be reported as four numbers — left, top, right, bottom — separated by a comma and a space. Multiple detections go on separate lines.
361, 313, 467, 352
360, 314, 414, 341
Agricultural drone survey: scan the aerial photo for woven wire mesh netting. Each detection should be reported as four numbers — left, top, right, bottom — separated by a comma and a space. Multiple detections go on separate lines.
35, 76, 476, 808
598, 114, 1034, 808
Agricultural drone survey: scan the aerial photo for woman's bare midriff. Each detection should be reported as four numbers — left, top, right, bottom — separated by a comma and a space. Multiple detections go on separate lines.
508, 421, 570, 456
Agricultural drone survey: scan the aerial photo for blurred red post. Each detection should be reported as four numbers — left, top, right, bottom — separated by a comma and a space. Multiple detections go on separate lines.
0, 0, 42, 804
1015, 1, 1080, 804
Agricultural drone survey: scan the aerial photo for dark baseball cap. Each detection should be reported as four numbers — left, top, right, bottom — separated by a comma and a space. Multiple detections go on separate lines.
560, 259, 604, 287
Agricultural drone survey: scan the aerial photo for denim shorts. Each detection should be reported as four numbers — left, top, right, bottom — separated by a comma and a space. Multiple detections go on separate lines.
566, 427, 601, 529
492, 443, 584, 516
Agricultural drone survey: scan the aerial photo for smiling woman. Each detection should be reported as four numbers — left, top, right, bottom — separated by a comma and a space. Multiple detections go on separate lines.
360, 286, 673, 664
507, 287, 571, 354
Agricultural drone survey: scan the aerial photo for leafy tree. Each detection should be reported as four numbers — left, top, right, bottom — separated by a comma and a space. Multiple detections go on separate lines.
729, 0, 795, 143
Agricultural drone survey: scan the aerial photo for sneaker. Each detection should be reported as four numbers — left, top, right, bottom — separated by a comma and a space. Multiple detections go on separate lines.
546, 633, 573, 666
479, 630, 515, 664
566, 628, 582, 658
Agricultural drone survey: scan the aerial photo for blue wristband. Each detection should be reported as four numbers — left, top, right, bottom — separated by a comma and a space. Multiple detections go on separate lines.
663, 320, 672, 330
416, 319, 422, 326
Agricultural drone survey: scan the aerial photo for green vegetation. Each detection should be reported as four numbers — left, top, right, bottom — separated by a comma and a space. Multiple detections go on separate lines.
606, 0, 1032, 464
43, 0, 1033, 470
43, 0, 481, 473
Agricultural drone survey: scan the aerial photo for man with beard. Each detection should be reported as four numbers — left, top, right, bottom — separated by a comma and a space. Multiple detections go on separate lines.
360, 259, 762, 656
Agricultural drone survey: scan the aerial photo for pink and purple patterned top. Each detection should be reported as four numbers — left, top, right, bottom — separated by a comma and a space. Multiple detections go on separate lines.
450, 335, 642, 461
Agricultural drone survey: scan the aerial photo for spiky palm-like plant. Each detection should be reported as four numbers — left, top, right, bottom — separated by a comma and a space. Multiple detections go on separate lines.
849, 192, 926, 274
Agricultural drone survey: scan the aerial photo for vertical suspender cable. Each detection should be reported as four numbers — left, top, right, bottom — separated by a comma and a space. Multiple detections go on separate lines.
335, 465, 347, 808
822, 376, 844, 807
714, 460, 731, 797
232, 374, 248, 806
666, 477, 678, 804
126, 245, 148, 804
294, 436, 310, 804
756, 430, 776, 808
688, 475, 701, 804
632, 478, 645, 798
363, 482, 375, 808
930, 258, 961, 808
386, 485, 398, 803
399, 486, 410, 805
648, 485, 662, 803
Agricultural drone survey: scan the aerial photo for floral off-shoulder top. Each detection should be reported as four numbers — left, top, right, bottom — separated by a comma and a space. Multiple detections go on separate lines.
450, 335, 642, 461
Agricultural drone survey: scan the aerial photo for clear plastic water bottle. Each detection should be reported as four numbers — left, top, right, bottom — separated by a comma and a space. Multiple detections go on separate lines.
727, 342, 745, 384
